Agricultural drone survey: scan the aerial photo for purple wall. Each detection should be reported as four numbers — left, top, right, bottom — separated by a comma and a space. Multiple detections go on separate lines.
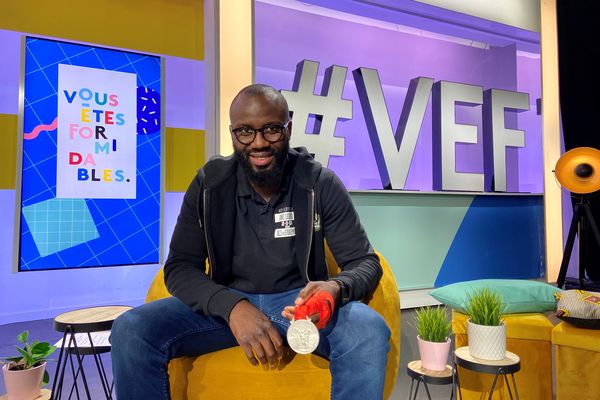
255, 1, 543, 192
165, 57, 205, 130
0, 30, 20, 115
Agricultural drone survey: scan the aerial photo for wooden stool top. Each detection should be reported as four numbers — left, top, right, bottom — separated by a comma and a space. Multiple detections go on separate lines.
407, 360, 453, 385
1, 388, 51, 399
54, 305, 132, 333
454, 346, 520, 375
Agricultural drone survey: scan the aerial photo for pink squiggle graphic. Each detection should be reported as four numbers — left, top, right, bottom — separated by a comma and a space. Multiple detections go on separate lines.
24, 117, 58, 140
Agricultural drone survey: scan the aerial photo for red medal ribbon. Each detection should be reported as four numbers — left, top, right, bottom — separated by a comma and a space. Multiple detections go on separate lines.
293, 291, 335, 329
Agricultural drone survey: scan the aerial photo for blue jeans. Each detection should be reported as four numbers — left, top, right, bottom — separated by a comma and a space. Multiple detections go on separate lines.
110, 288, 390, 399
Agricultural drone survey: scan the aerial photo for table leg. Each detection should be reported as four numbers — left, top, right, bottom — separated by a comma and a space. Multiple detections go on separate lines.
67, 351, 81, 400
488, 369, 502, 400
414, 380, 421, 399
510, 373, 519, 400
86, 333, 112, 399
69, 329, 92, 400
95, 353, 113, 400
51, 330, 70, 400
453, 364, 463, 400
423, 380, 433, 400
503, 373, 514, 400
51, 328, 114, 400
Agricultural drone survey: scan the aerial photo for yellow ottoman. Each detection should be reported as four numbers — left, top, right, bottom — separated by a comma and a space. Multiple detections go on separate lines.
452, 310, 553, 399
552, 322, 600, 399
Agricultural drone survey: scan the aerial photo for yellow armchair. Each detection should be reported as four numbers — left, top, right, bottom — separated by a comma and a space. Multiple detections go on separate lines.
146, 249, 400, 399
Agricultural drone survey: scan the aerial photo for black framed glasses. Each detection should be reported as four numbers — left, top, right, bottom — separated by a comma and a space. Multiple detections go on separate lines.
230, 121, 290, 145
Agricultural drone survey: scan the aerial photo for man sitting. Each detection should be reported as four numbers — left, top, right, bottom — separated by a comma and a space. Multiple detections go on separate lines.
111, 84, 390, 399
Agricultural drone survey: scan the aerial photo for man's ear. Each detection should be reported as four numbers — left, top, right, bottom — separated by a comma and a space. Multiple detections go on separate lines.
229, 125, 237, 143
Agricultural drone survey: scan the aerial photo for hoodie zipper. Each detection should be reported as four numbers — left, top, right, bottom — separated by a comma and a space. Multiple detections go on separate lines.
203, 189, 215, 279
305, 189, 315, 282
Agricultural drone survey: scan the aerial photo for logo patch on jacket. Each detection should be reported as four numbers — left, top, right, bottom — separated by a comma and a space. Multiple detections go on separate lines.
274, 208, 295, 238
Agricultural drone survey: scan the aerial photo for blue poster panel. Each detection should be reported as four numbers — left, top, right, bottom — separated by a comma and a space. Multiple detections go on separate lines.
17, 36, 162, 270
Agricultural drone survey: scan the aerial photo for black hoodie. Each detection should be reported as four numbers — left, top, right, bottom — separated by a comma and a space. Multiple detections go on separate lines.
163, 147, 382, 322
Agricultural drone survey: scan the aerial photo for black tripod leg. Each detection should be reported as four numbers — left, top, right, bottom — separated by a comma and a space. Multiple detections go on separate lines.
583, 204, 600, 248
557, 204, 582, 288
579, 210, 587, 284
580, 203, 600, 286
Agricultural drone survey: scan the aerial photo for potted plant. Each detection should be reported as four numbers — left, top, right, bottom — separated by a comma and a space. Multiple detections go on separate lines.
465, 287, 507, 360
1, 330, 56, 400
414, 305, 452, 371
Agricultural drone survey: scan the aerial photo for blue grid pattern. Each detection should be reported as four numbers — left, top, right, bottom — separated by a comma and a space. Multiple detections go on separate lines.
19, 37, 161, 270
22, 198, 99, 257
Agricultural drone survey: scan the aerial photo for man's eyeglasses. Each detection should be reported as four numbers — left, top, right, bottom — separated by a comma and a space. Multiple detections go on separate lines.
230, 122, 290, 145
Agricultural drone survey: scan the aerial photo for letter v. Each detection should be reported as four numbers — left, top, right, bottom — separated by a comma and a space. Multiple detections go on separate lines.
353, 69, 433, 189
63, 90, 77, 104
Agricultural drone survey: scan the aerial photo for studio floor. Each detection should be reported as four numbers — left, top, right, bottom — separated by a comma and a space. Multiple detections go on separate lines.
0, 308, 452, 399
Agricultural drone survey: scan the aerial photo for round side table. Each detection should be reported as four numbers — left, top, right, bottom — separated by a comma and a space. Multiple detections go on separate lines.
453, 346, 520, 400
51, 305, 132, 400
407, 360, 454, 400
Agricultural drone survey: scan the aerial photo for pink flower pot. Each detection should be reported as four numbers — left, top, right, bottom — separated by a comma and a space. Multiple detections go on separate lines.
417, 336, 451, 371
2, 362, 45, 400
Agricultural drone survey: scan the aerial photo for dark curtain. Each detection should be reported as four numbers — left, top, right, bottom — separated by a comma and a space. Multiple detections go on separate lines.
557, 0, 600, 280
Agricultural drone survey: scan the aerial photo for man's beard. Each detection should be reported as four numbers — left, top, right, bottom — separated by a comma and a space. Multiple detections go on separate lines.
235, 141, 289, 186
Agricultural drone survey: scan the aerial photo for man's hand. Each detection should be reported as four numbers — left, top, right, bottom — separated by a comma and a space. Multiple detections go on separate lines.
228, 300, 283, 366
281, 281, 340, 322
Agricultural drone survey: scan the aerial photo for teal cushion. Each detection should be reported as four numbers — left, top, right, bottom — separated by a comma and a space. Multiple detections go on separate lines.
429, 279, 561, 314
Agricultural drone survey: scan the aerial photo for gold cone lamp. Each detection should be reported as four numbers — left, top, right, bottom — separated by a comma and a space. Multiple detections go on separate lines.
555, 147, 600, 194
554, 147, 600, 288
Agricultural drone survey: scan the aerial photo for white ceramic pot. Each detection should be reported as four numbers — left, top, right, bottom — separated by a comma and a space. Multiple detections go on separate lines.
417, 335, 451, 371
2, 362, 45, 400
467, 319, 506, 360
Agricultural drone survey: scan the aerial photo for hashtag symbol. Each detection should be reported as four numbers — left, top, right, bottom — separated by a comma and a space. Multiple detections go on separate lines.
281, 60, 352, 166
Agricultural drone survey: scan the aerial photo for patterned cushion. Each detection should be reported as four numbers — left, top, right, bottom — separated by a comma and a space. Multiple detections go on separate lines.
555, 289, 600, 329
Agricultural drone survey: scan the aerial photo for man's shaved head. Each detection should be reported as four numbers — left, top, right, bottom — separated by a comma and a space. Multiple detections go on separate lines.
229, 84, 289, 123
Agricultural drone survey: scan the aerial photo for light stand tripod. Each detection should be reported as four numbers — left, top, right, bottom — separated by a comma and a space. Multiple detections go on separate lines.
554, 147, 600, 289
556, 194, 600, 289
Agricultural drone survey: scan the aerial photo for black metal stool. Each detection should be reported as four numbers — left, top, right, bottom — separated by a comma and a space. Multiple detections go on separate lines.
50, 305, 131, 400
453, 346, 521, 400
407, 360, 454, 400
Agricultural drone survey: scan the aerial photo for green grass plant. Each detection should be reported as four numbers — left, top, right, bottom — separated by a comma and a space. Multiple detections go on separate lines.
465, 287, 506, 326
414, 305, 451, 343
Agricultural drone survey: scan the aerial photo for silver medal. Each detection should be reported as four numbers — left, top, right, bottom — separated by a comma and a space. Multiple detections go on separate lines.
287, 318, 319, 354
